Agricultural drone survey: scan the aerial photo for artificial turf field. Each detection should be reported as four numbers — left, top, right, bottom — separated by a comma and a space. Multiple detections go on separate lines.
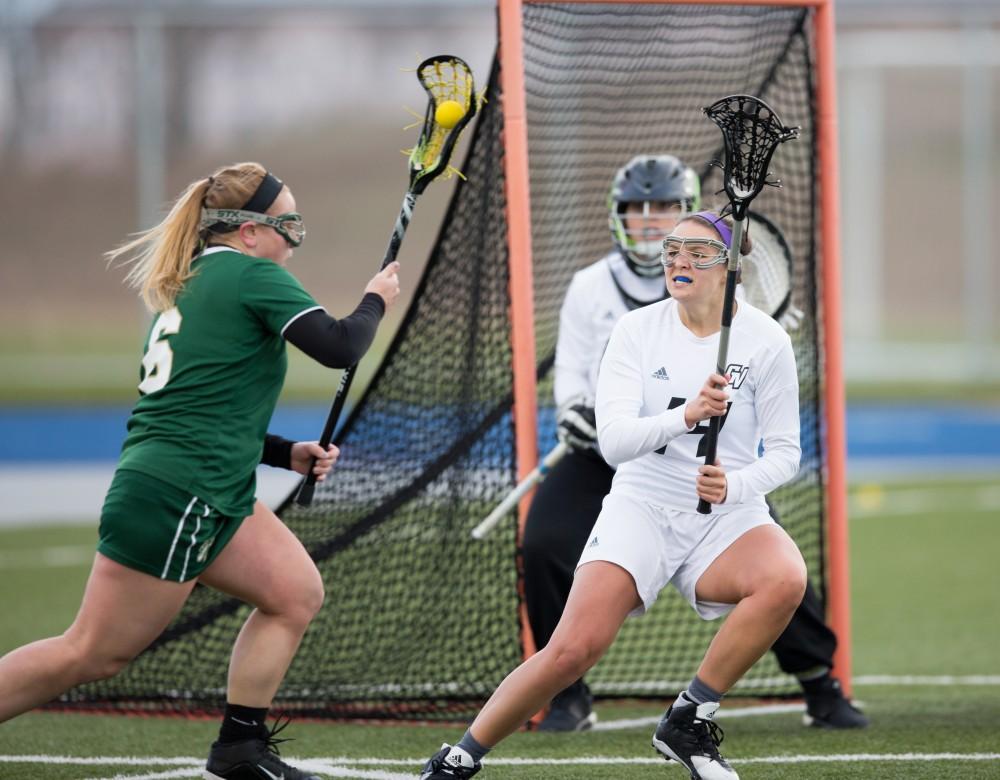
1, 474, 998, 779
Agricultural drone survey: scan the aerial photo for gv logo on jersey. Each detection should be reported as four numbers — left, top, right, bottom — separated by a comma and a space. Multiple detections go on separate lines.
725, 362, 749, 389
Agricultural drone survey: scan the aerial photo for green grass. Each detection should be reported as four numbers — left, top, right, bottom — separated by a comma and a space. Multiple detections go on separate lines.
0, 524, 95, 652
0, 311, 403, 405
0, 686, 998, 779
3, 325, 999, 405
0, 475, 998, 778
845, 380, 1000, 404
850, 478, 1000, 674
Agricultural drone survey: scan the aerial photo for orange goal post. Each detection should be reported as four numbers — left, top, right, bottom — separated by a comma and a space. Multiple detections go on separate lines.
499, 0, 851, 695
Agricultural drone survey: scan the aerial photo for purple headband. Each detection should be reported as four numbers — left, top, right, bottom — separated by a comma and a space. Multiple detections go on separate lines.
687, 210, 733, 248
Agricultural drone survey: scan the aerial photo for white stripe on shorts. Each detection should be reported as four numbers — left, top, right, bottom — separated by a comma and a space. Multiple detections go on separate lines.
161, 495, 200, 580
179, 502, 211, 582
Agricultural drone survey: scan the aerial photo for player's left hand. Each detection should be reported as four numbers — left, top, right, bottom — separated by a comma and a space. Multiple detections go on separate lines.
291, 441, 340, 480
778, 304, 805, 333
696, 460, 728, 504
557, 400, 599, 452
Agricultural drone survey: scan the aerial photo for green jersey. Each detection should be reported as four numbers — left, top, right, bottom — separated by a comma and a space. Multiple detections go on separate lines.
117, 246, 321, 517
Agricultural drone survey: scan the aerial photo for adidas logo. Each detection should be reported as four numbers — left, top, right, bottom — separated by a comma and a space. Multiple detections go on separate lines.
445, 748, 475, 768
588, 536, 599, 548
652, 366, 670, 380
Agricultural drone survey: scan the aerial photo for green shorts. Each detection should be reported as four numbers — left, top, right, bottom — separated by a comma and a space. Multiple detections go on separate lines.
98, 469, 246, 583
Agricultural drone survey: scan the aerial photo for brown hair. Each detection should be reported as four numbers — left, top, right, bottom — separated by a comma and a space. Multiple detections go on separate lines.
106, 162, 269, 312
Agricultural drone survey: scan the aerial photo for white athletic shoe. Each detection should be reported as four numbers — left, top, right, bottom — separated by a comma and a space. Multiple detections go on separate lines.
419, 743, 481, 779
651, 696, 738, 780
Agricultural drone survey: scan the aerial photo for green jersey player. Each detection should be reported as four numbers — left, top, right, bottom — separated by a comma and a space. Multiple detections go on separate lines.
0, 162, 400, 780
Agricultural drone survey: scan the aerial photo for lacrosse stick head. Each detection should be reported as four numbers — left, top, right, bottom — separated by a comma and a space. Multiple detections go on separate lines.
741, 210, 793, 321
409, 55, 478, 195
703, 95, 799, 220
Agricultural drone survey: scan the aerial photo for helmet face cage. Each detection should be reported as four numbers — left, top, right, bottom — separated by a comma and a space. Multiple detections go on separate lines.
661, 236, 729, 270
201, 208, 306, 248
608, 155, 701, 277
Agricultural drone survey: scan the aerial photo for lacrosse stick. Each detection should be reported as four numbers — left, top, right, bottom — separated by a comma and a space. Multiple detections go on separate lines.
471, 441, 569, 540
295, 55, 477, 507
471, 212, 796, 539
742, 210, 794, 323
697, 95, 798, 515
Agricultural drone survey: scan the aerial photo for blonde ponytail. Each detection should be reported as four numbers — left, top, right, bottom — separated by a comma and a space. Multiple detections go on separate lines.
107, 162, 267, 312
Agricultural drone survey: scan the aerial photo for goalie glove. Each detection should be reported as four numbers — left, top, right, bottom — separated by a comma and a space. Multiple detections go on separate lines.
778, 304, 805, 333
557, 399, 598, 453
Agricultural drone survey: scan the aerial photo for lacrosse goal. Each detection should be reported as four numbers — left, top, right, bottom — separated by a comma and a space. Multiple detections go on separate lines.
59, 0, 846, 719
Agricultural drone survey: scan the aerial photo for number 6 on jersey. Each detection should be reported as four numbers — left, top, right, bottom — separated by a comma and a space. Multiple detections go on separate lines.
138, 307, 182, 395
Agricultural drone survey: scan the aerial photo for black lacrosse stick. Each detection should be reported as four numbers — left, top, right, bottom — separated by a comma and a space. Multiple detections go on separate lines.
705, 95, 799, 219
696, 95, 797, 515
295, 56, 477, 507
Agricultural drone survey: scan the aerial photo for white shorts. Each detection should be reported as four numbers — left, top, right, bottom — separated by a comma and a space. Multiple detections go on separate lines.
576, 491, 775, 620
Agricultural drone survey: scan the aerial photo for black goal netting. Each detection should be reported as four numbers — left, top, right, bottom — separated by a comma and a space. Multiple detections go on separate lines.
61, 2, 825, 719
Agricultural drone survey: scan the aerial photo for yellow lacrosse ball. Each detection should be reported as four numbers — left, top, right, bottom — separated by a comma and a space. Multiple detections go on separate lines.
435, 100, 466, 129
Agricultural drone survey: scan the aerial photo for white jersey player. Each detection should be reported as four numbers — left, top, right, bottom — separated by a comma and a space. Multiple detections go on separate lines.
595, 291, 800, 516
527, 155, 698, 733
420, 211, 809, 780
544, 171, 864, 735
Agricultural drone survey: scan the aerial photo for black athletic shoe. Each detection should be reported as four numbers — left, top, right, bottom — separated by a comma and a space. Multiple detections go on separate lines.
419, 743, 481, 779
651, 697, 738, 780
204, 715, 321, 780
538, 685, 598, 732
803, 677, 869, 729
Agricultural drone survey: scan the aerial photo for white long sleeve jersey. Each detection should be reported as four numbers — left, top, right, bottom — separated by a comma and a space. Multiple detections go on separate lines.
596, 297, 801, 513
554, 252, 667, 407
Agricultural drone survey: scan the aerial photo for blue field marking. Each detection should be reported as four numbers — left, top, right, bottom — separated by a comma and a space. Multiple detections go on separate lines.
848, 404, 1000, 458
1, 403, 999, 464
0, 407, 131, 462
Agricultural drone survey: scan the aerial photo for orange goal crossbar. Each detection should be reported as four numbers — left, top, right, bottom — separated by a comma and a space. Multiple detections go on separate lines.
524, 0, 826, 5
497, 0, 851, 695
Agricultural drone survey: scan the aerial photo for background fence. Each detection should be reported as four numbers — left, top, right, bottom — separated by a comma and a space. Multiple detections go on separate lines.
1, 0, 998, 402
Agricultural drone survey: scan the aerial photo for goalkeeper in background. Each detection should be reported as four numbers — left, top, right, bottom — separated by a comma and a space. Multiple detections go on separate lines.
0, 162, 400, 780
522, 154, 866, 732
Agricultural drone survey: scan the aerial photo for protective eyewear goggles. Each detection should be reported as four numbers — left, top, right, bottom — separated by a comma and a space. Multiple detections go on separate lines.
661, 236, 730, 270
201, 208, 306, 248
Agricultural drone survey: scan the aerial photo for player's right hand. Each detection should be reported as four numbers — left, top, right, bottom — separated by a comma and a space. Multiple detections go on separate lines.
684, 373, 731, 428
366, 261, 401, 308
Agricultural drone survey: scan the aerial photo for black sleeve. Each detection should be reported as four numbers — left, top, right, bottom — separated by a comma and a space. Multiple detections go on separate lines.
283, 293, 385, 368
261, 434, 295, 470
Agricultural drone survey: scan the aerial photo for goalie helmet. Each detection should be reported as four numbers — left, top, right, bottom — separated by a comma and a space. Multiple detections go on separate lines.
608, 155, 701, 277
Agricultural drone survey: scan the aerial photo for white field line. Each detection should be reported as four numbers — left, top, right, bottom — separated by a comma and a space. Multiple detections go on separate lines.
9, 752, 1000, 774
855, 674, 1000, 686
319, 753, 1000, 766
0, 544, 94, 569
301, 764, 414, 780
593, 673, 1000, 694
0, 756, 205, 765
594, 702, 805, 731
83, 763, 415, 780
84, 770, 201, 780
849, 484, 1000, 518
